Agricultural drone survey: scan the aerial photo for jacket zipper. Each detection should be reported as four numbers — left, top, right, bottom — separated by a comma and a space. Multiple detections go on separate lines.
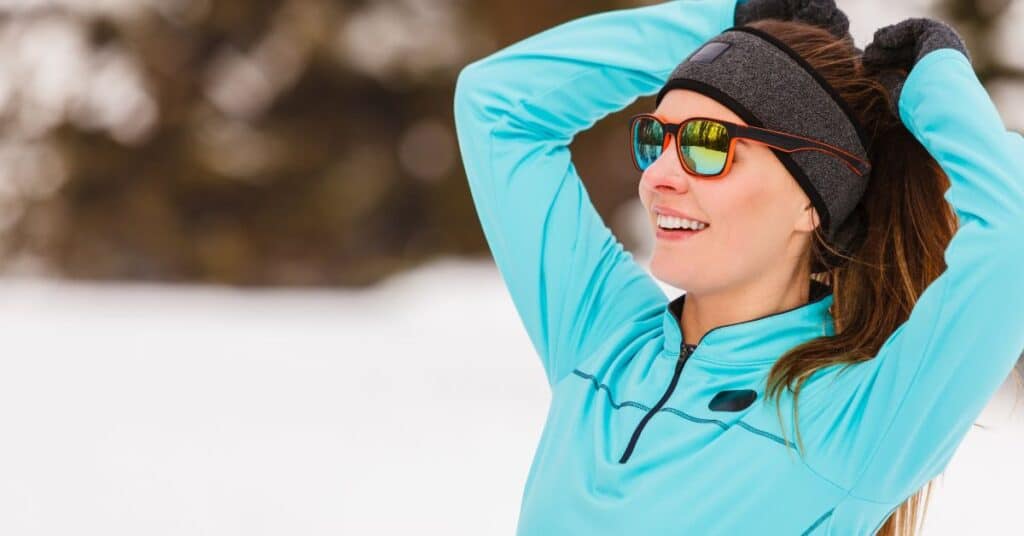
616, 282, 830, 464
618, 341, 698, 464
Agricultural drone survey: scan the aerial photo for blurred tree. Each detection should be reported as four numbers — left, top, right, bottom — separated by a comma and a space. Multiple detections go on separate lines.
0, 0, 1019, 288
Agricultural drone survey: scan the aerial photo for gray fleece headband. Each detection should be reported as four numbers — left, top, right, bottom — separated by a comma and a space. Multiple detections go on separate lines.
656, 25, 871, 249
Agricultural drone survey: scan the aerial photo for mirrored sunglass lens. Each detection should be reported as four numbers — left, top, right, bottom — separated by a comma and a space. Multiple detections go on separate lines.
632, 118, 664, 170
680, 119, 730, 175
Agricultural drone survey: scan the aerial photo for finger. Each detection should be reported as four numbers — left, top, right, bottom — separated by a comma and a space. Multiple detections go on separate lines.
862, 41, 912, 69
735, 0, 794, 25
871, 23, 918, 50
863, 22, 921, 67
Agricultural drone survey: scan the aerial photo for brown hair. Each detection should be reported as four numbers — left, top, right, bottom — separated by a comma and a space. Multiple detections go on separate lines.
742, 18, 1023, 536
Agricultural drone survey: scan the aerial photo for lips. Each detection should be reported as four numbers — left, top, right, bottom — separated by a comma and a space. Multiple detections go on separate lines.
655, 225, 707, 241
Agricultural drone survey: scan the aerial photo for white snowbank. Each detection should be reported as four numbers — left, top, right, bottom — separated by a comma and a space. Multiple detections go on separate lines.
0, 257, 1019, 535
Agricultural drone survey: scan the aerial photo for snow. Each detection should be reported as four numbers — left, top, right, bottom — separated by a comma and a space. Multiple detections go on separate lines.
0, 256, 1019, 534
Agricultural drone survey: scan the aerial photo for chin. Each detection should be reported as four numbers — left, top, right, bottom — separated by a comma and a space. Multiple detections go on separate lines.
649, 252, 692, 290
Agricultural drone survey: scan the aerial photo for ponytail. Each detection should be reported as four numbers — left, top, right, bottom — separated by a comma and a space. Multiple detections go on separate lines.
741, 18, 1023, 536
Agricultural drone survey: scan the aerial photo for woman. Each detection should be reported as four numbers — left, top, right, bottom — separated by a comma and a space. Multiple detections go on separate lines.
452, 0, 1024, 534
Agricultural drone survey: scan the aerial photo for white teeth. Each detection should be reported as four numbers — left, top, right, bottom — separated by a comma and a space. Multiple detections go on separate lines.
656, 214, 708, 230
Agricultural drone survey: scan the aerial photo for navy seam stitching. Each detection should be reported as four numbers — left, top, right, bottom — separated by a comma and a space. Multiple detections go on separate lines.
735, 420, 791, 448
800, 507, 835, 536
572, 369, 651, 411
573, 369, 790, 447
574, 368, 852, 493
660, 407, 729, 430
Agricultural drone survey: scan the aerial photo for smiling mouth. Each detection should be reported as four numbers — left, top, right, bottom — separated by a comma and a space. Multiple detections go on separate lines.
654, 214, 709, 231
652, 213, 710, 241
656, 226, 708, 236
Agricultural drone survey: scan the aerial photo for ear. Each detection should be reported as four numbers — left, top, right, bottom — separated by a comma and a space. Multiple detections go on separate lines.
794, 202, 820, 233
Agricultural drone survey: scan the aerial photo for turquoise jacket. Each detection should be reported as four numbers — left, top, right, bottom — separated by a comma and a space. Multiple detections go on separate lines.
452, 0, 1024, 534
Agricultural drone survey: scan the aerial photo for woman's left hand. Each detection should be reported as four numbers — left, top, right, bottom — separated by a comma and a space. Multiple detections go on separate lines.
862, 17, 972, 116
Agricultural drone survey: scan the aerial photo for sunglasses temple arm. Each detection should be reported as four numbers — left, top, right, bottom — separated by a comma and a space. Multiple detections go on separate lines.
801, 139, 872, 176
738, 125, 871, 176
746, 137, 871, 176
820, 147, 872, 176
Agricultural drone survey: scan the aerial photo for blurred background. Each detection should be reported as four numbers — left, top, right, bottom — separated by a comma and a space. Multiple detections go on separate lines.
0, 0, 1021, 534
0, 0, 1022, 284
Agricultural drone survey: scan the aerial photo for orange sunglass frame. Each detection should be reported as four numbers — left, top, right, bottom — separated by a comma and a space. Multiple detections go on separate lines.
628, 113, 872, 178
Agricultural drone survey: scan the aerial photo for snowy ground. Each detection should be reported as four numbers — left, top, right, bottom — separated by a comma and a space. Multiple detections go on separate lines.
0, 256, 1020, 535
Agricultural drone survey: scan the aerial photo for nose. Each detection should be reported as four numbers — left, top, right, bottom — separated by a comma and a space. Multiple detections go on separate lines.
639, 132, 692, 193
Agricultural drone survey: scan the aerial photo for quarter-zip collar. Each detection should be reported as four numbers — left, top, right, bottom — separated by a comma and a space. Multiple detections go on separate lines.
660, 279, 835, 365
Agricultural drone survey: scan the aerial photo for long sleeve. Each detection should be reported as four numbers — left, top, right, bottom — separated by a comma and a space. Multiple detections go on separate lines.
452, 0, 740, 387
831, 48, 1024, 504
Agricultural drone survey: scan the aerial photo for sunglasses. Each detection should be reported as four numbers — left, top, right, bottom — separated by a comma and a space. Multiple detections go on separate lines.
628, 113, 871, 178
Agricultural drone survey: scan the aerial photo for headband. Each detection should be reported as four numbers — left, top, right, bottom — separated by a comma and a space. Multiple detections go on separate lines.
656, 25, 870, 255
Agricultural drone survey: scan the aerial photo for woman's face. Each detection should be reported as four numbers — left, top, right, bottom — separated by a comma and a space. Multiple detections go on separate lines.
637, 89, 819, 293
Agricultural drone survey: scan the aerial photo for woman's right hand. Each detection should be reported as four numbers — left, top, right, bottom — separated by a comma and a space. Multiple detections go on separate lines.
733, 0, 850, 38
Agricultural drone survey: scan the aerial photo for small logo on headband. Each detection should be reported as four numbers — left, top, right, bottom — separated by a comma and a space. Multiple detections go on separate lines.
687, 41, 731, 64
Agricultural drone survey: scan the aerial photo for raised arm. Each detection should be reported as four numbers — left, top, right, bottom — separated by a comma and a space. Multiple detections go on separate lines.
825, 47, 1024, 504
452, 0, 740, 387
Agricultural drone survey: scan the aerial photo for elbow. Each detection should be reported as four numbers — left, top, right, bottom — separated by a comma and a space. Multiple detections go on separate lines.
453, 59, 517, 145
453, 60, 495, 113
964, 213, 1024, 271
453, 62, 490, 133
453, 63, 481, 106
453, 65, 481, 138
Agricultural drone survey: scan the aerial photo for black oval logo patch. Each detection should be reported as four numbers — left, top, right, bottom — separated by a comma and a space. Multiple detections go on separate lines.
708, 389, 758, 412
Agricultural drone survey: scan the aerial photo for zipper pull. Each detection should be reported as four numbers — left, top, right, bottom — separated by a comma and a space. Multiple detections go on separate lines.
676, 343, 695, 369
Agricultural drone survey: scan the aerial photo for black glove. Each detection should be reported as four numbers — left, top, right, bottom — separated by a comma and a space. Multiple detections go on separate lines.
862, 17, 972, 117
733, 0, 850, 40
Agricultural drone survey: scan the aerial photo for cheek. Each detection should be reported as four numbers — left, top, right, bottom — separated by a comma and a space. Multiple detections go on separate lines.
709, 176, 782, 250
727, 188, 767, 227
720, 177, 798, 257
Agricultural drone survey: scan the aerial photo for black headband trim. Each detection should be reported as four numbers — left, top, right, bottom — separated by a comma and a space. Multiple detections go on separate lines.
776, 150, 833, 239
656, 78, 761, 126
723, 25, 871, 152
